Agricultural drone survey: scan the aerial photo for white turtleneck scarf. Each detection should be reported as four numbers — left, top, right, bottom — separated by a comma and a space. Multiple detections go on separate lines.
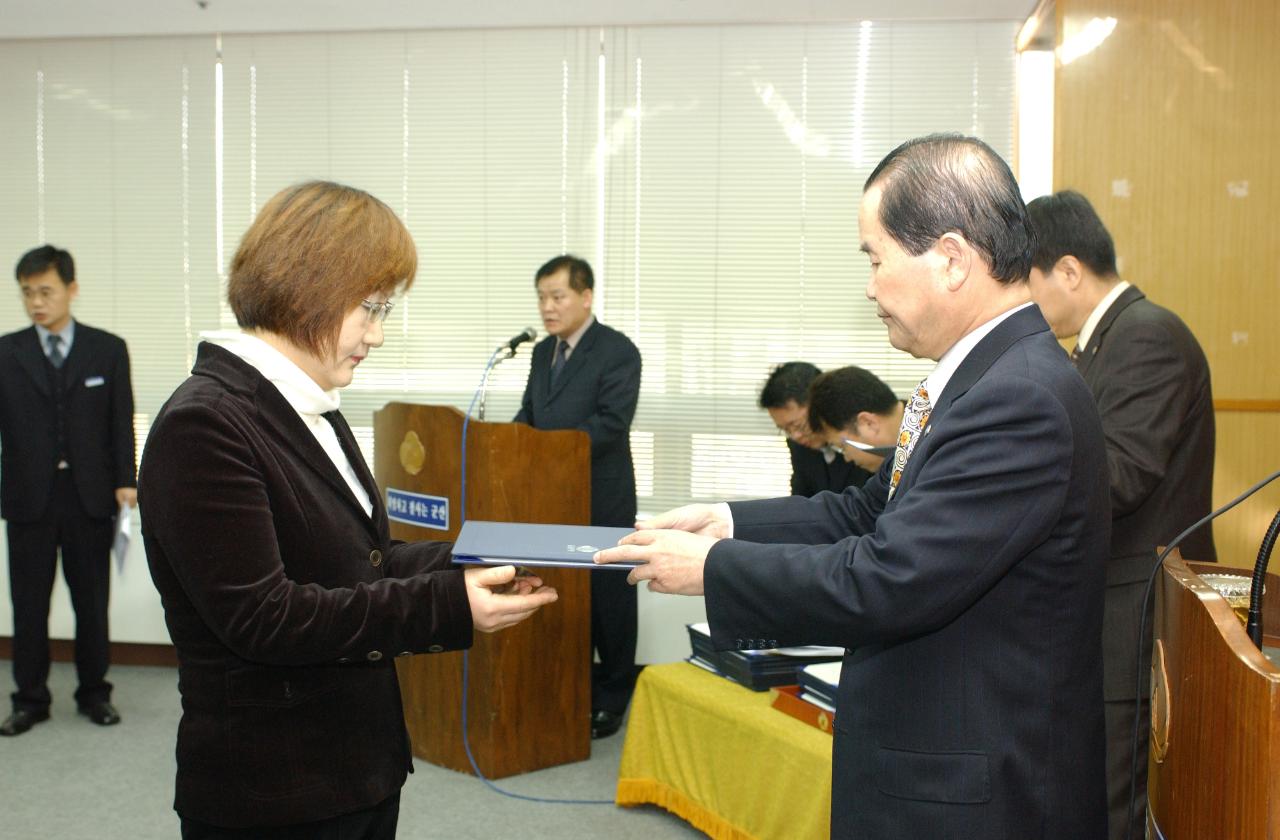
201, 330, 373, 518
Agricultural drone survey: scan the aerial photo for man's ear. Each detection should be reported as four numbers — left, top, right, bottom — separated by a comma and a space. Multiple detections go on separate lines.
854, 411, 878, 437
1054, 256, 1085, 291
937, 232, 972, 291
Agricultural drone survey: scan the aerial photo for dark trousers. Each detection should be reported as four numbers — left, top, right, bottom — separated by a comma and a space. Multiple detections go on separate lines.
6, 470, 114, 712
180, 792, 400, 840
590, 569, 638, 715
1105, 696, 1150, 840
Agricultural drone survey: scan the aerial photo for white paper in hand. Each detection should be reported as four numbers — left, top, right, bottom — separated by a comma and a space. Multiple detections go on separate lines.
113, 504, 132, 574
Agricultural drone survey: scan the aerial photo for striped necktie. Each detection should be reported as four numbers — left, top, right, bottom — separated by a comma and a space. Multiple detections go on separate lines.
887, 379, 931, 501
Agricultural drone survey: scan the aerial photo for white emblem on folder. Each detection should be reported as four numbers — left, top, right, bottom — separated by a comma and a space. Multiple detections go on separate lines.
568, 544, 599, 553
84, 376, 105, 387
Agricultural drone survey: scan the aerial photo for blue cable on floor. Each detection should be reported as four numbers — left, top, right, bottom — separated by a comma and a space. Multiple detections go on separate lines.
455, 350, 614, 806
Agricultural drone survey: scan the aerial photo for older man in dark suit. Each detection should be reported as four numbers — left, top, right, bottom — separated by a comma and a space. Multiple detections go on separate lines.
515, 255, 642, 739
598, 135, 1110, 839
0, 245, 136, 736
1027, 189, 1216, 840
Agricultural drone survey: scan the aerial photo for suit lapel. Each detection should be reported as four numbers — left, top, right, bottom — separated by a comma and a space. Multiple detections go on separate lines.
1076, 285, 1144, 379
325, 409, 386, 527
12, 327, 52, 397
61, 324, 93, 393
256, 385, 380, 538
193, 344, 379, 537
546, 320, 600, 403
896, 305, 1052, 497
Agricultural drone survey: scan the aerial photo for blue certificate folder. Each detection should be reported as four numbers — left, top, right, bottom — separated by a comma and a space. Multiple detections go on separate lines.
451, 520, 641, 570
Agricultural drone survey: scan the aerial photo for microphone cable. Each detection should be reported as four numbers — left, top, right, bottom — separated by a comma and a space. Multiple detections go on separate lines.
1124, 468, 1280, 840
452, 349, 615, 806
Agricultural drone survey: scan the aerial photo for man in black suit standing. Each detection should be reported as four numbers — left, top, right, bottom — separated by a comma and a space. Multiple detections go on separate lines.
598, 135, 1110, 838
758, 362, 872, 496
0, 245, 136, 736
1027, 190, 1216, 840
515, 255, 641, 739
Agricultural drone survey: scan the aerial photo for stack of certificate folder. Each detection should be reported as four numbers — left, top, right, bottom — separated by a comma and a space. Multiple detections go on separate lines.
686, 622, 844, 692
797, 661, 841, 714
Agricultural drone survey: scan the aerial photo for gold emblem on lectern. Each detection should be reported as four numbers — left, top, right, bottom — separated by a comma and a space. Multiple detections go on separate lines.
399, 430, 425, 475
1150, 639, 1171, 764
817, 711, 831, 733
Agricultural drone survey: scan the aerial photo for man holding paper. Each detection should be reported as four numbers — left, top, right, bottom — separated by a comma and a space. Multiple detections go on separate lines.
0, 245, 136, 736
597, 135, 1110, 839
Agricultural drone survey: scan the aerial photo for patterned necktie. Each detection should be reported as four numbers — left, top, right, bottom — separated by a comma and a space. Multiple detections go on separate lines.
887, 379, 931, 501
46, 334, 65, 369
550, 339, 569, 384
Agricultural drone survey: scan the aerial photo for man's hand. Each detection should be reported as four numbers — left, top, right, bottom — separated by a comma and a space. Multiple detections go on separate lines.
115, 487, 138, 509
635, 503, 732, 539
464, 565, 558, 633
594, 529, 719, 596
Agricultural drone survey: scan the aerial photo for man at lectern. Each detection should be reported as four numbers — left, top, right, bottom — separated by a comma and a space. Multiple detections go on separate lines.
139, 181, 557, 839
597, 135, 1111, 839
515, 255, 642, 740
1027, 189, 1216, 840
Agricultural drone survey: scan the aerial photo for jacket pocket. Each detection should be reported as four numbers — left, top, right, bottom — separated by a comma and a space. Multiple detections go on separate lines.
225, 667, 341, 800
875, 746, 991, 804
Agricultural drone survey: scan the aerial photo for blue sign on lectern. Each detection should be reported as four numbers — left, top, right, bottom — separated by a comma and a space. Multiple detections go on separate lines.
386, 488, 449, 531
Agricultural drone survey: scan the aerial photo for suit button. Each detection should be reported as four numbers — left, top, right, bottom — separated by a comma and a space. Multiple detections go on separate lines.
369, 549, 383, 568
337, 657, 351, 664
366, 651, 383, 662
427, 644, 444, 653
282, 681, 293, 700
735, 639, 745, 650
396, 650, 412, 658
768, 640, 777, 648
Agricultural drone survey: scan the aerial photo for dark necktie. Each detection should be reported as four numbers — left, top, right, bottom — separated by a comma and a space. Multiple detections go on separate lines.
46, 334, 65, 369
1069, 344, 1082, 363
551, 340, 570, 384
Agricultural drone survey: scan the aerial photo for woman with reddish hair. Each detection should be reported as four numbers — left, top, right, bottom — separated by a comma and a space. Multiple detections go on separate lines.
139, 181, 556, 839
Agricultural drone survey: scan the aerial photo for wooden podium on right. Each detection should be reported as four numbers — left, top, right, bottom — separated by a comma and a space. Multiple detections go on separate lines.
1149, 551, 1280, 838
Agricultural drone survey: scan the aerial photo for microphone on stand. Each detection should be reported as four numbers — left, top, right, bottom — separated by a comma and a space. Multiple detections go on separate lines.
501, 327, 538, 354
478, 328, 537, 421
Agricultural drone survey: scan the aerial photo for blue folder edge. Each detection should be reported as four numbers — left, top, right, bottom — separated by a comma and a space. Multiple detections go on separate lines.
451, 520, 642, 570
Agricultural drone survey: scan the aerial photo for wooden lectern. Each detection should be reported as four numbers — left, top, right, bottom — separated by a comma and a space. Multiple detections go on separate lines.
373, 403, 592, 779
1148, 551, 1280, 838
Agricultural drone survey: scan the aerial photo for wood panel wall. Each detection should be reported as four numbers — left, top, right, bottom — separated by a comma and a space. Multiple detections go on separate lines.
1054, 0, 1280, 566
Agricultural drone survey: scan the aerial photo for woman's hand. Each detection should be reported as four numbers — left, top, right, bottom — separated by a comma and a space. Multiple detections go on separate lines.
464, 565, 559, 633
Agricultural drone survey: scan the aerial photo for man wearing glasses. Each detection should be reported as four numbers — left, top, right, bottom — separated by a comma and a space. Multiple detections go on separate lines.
0, 245, 136, 736
758, 362, 872, 496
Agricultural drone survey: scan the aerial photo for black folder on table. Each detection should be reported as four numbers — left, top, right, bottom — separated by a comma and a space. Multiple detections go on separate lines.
451, 520, 640, 570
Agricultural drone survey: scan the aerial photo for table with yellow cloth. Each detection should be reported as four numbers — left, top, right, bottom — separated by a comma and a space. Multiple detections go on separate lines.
616, 661, 832, 840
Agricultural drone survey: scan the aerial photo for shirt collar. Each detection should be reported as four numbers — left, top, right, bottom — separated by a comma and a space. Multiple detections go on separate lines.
924, 302, 1034, 405
1076, 280, 1130, 351
35, 318, 75, 349
200, 329, 340, 419
560, 314, 595, 351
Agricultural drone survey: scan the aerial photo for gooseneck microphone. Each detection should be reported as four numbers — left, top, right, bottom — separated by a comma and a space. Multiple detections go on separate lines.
477, 328, 538, 421
502, 327, 538, 352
